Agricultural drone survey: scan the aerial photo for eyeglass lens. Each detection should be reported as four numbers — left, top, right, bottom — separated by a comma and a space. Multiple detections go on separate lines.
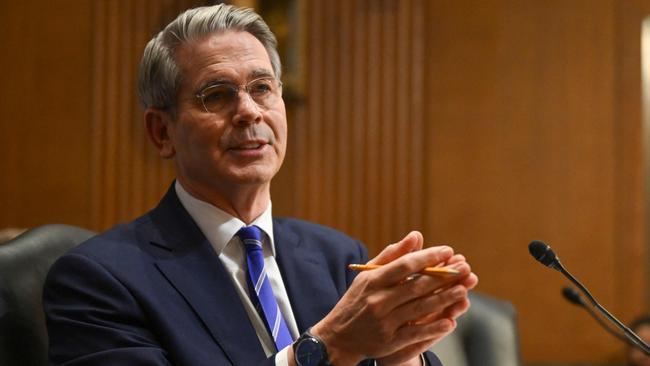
198, 78, 280, 113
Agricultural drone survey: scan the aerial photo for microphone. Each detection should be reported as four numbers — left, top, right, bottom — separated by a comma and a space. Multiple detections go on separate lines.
528, 240, 561, 270
561, 286, 633, 345
561, 286, 583, 305
528, 240, 650, 355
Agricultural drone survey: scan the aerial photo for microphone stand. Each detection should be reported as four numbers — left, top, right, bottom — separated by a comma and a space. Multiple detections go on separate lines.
562, 286, 635, 346
551, 260, 650, 355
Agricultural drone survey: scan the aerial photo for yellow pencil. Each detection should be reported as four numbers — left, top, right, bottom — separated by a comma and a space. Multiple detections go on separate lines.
347, 263, 460, 276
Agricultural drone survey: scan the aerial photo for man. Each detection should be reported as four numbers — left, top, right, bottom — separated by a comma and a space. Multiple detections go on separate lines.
44, 4, 478, 366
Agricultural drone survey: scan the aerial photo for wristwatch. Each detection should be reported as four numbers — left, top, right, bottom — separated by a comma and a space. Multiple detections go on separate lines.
294, 328, 331, 366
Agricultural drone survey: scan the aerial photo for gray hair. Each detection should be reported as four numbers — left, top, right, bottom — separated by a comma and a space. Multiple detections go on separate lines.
137, 4, 281, 114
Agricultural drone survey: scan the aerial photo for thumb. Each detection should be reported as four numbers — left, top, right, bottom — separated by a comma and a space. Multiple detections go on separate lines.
367, 231, 424, 265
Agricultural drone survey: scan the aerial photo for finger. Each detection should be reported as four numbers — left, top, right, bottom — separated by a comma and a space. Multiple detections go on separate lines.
459, 272, 479, 290
371, 246, 455, 287
376, 336, 444, 366
382, 318, 456, 358
370, 268, 470, 323
445, 253, 466, 264
446, 260, 472, 278
414, 291, 472, 325
343, 266, 463, 321
367, 231, 424, 266
379, 264, 468, 311
442, 296, 471, 320
392, 284, 467, 326
432, 261, 476, 292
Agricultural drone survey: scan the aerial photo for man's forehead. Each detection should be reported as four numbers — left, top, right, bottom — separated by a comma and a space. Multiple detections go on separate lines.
175, 31, 273, 83
178, 31, 270, 66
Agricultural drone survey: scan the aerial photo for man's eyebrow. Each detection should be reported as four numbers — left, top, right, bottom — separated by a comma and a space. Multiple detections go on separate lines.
250, 68, 275, 79
196, 77, 232, 93
196, 69, 275, 93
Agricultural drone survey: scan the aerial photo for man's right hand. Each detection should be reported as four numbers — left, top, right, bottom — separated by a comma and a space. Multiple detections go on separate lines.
309, 231, 478, 366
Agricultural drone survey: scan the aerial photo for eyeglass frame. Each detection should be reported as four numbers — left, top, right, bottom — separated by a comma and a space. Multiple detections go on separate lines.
194, 76, 283, 114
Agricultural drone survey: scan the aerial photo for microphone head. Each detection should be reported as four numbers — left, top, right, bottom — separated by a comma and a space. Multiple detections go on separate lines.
562, 286, 584, 306
528, 240, 558, 267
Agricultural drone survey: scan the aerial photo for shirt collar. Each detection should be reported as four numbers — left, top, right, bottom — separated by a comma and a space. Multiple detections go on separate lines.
174, 181, 275, 255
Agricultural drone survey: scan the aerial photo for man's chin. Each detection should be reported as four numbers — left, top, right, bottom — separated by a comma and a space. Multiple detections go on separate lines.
223, 168, 277, 186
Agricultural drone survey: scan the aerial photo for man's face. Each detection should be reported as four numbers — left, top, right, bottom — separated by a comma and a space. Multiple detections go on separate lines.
167, 31, 287, 199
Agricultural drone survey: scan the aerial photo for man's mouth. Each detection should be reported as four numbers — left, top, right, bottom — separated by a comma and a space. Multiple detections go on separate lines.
237, 143, 262, 150
230, 141, 270, 150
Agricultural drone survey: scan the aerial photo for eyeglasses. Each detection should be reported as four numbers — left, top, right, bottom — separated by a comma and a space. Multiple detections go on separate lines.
195, 77, 282, 114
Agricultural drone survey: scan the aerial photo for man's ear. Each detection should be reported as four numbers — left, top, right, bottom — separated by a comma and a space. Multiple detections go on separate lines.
144, 108, 175, 159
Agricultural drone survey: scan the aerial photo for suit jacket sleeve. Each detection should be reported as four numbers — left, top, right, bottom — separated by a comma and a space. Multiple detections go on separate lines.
44, 248, 281, 366
424, 351, 443, 366
44, 253, 173, 366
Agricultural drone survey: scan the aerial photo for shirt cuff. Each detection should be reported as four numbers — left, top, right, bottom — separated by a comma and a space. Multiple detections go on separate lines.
275, 345, 290, 366
373, 354, 426, 366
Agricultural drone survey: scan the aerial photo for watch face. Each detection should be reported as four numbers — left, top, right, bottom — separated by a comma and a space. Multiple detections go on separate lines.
296, 337, 324, 366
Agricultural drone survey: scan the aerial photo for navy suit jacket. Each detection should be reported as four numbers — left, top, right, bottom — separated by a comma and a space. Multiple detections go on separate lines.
43, 186, 442, 366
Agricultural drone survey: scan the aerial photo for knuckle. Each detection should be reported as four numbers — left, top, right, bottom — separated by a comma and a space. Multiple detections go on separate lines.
394, 261, 410, 273
365, 296, 383, 317
398, 260, 418, 275
355, 272, 376, 290
453, 254, 466, 262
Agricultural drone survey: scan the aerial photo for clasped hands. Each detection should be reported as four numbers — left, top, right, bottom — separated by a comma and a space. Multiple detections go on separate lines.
312, 231, 478, 366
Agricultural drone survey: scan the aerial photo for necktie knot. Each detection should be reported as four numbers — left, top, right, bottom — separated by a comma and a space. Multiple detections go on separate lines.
237, 225, 263, 253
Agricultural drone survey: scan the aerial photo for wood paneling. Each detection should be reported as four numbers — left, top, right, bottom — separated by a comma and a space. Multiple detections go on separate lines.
275, 0, 427, 248
618, 0, 650, 315
1, 0, 649, 364
422, 1, 627, 362
0, 1, 94, 228
89, 0, 204, 230
274, 0, 647, 364
0, 0, 203, 231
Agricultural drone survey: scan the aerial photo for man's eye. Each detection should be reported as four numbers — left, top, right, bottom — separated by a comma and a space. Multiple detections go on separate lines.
249, 81, 273, 96
203, 85, 236, 103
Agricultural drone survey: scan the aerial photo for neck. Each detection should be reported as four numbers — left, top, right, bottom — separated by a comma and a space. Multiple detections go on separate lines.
177, 178, 270, 224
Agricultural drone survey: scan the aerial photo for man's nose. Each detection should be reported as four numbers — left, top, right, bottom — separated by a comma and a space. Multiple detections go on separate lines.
232, 91, 262, 125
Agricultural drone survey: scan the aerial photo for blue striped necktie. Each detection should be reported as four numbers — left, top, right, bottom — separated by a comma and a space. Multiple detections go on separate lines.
236, 225, 293, 350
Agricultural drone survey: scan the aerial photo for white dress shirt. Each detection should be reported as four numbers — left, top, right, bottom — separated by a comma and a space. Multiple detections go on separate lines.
175, 181, 299, 366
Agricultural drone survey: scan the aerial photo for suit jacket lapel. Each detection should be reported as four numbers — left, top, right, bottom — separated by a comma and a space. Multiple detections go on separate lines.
148, 185, 266, 365
273, 221, 377, 366
273, 220, 339, 332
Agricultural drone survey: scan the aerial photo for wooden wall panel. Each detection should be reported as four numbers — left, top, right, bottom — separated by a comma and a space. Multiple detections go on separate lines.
89, 0, 203, 230
423, 1, 625, 362
274, 0, 648, 364
0, 0, 205, 232
2, 0, 650, 364
276, 0, 427, 248
617, 0, 650, 316
0, 0, 94, 228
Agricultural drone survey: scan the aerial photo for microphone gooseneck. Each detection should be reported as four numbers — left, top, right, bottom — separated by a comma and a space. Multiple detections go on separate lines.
529, 241, 650, 355
561, 286, 633, 345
